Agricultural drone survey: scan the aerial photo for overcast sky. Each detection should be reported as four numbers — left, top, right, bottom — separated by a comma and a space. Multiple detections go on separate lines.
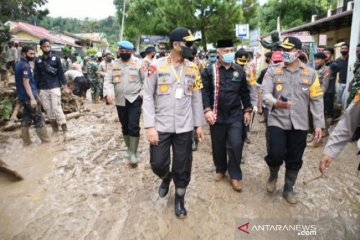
44, 0, 116, 20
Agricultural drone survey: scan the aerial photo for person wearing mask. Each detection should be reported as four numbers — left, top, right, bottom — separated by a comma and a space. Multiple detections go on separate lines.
34, 38, 68, 141
262, 37, 325, 204
104, 41, 145, 167
97, 52, 114, 99
141, 46, 156, 76
202, 39, 252, 192
15, 46, 50, 145
335, 43, 349, 107
143, 27, 204, 218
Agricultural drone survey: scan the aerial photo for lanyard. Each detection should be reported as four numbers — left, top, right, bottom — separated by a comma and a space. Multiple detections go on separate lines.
171, 65, 183, 88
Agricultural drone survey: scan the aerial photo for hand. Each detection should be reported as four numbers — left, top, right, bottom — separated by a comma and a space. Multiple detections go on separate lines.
30, 98, 37, 110
147, 128, 159, 145
319, 155, 333, 174
314, 128, 322, 143
244, 112, 251, 126
273, 97, 291, 109
106, 95, 115, 105
195, 127, 204, 143
205, 110, 216, 125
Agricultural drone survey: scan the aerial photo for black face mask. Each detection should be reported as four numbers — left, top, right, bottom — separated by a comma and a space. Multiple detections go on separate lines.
315, 65, 322, 70
120, 53, 131, 61
357, 53, 360, 60
42, 51, 50, 56
106, 58, 112, 63
181, 46, 193, 60
340, 51, 348, 56
265, 59, 270, 64
26, 56, 35, 62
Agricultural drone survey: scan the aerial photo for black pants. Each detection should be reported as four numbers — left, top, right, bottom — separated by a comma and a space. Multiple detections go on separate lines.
265, 126, 307, 171
263, 107, 270, 153
150, 131, 193, 188
21, 95, 45, 128
324, 93, 335, 118
210, 121, 244, 180
116, 96, 142, 137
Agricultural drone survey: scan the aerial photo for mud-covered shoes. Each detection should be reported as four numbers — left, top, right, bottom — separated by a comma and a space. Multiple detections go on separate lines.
175, 188, 187, 219
158, 172, 172, 198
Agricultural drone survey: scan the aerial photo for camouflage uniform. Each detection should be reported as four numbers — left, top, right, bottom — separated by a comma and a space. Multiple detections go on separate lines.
86, 59, 100, 101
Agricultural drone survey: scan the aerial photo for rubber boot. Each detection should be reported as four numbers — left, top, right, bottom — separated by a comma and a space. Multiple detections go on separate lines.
36, 126, 50, 143
175, 188, 187, 219
266, 166, 280, 193
21, 127, 32, 146
158, 172, 172, 198
61, 123, 68, 142
123, 135, 130, 158
129, 136, 140, 168
283, 169, 299, 204
49, 120, 59, 135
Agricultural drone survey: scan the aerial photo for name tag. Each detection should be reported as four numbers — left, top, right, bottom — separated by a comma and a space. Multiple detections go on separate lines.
175, 88, 183, 99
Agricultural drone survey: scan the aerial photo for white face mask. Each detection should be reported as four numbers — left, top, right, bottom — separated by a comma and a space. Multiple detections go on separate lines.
283, 51, 299, 64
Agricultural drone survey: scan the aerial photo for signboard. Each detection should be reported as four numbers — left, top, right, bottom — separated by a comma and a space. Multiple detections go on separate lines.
236, 24, 249, 39
141, 35, 169, 44
319, 34, 327, 46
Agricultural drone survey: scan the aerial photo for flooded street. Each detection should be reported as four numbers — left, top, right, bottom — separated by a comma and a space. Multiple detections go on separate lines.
0, 102, 359, 240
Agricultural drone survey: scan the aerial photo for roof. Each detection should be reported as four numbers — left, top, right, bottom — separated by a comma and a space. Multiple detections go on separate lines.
7, 21, 80, 47
74, 33, 104, 43
282, 9, 353, 35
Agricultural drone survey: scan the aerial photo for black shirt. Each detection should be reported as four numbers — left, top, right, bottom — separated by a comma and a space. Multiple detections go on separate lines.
34, 54, 66, 90
335, 57, 348, 84
257, 67, 268, 85
201, 62, 251, 124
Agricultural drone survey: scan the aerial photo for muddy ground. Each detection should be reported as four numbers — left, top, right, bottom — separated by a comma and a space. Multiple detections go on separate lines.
0, 102, 359, 240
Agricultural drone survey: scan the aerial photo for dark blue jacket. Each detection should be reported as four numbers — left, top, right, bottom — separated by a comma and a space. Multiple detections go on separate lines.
34, 54, 66, 90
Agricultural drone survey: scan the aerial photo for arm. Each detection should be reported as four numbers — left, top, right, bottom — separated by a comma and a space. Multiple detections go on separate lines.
142, 65, 157, 129
261, 67, 277, 109
309, 75, 325, 129
323, 102, 360, 159
240, 71, 252, 110
192, 68, 205, 127
103, 67, 115, 104
57, 57, 66, 86
201, 66, 213, 111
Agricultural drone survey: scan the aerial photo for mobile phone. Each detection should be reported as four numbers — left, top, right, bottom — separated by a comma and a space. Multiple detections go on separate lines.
280, 95, 288, 102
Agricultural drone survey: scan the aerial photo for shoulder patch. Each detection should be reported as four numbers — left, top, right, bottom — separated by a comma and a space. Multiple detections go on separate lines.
148, 65, 157, 77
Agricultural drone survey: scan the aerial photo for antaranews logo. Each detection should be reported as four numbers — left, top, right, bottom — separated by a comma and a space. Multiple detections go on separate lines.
235, 219, 317, 239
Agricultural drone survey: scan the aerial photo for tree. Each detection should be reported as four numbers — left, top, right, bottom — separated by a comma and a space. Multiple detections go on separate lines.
258, 0, 338, 34
0, 0, 49, 23
114, 0, 243, 50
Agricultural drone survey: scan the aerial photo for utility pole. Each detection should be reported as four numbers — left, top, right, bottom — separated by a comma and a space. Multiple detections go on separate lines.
120, 0, 126, 41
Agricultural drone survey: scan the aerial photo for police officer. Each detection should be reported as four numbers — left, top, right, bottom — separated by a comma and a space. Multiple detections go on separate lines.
104, 40, 145, 167
15, 46, 50, 145
262, 37, 325, 204
34, 38, 68, 141
87, 55, 100, 103
319, 94, 360, 174
141, 46, 156, 75
202, 39, 252, 192
143, 27, 204, 218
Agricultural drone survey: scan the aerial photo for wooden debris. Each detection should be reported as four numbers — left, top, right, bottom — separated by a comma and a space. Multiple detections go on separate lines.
0, 159, 23, 181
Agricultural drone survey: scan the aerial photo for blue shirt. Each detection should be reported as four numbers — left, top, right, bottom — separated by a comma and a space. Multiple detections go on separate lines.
15, 58, 38, 101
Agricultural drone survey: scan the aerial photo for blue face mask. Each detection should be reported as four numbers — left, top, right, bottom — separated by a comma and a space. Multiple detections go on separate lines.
222, 52, 235, 64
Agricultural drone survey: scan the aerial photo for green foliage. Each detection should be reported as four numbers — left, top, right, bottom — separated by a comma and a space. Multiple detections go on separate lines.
258, 0, 338, 35
86, 48, 97, 55
114, 0, 244, 49
0, 97, 14, 120
0, 0, 49, 23
61, 46, 71, 56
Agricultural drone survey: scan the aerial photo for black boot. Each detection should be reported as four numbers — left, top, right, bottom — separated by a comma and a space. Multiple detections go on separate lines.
158, 172, 172, 198
175, 188, 187, 218
61, 123, 68, 142
266, 166, 280, 193
283, 169, 299, 204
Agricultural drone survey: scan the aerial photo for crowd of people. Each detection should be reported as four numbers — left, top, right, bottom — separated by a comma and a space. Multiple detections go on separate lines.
10, 26, 360, 219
